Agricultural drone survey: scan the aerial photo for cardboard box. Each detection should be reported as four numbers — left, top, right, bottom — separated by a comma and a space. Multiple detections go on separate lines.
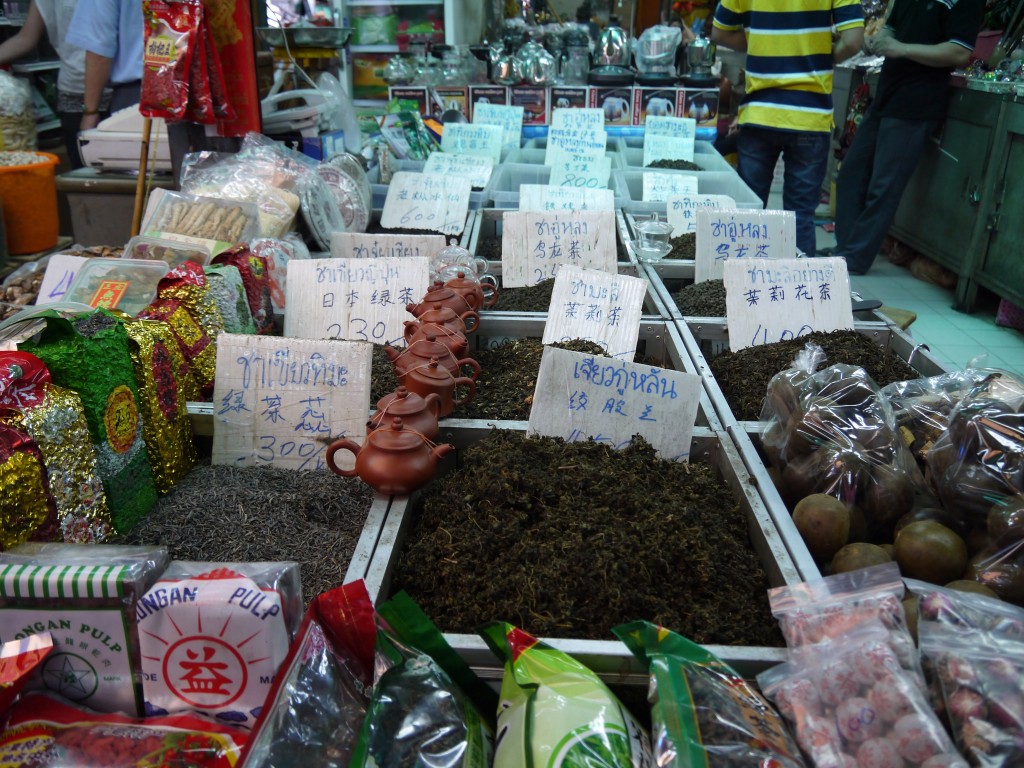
300, 129, 349, 161
510, 85, 548, 125
432, 86, 469, 122
388, 86, 429, 114
632, 87, 681, 124
679, 87, 720, 128
590, 86, 633, 126
468, 85, 508, 120
550, 86, 589, 111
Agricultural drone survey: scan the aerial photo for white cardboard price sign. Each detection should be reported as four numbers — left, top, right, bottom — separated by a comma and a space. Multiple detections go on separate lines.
644, 116, 696, 164
695, 209, 797, 283
284, 256, 430, 345
36, 254, 88, 304
544, 127, 607, 165
380, 171, 471, 236
549, 156, 612, 190
666, 194, 736, 236
724, 257, 854, 352
424, 152, 495, 189
211, 333, 372, 471
440, 123, 503, 161
330, 232, 445, 260
642, 172, 698, 202
528, 346, 701, 461
472, 103, 523, 150
520, 184, 615, 212
551, 107, 604, 129
542, 265, 646, 359
500, 210, 617, 288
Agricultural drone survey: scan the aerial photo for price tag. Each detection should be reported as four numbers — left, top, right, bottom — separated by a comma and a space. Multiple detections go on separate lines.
550, 107, 604, 129
549, 156, 612, 190
644, 133, 696, 165
695, 209, 797, 283
501, 210, 616, 288
520, 184, 615, 212
36, 254, 88, 304
423, 152, 495, 189
330, 232, 445, 260
440, 123, 503, 161
665, 194, 736, 236
211, 333, 372, 471
724, 257, 854, 352
528, 346, 701, 461
544, 127, 608, 165
284, 257, 430, 345
642, 172, 698, 202
542, 265, 646, 359
380, 171, 471, 236
472, 103, 524, 150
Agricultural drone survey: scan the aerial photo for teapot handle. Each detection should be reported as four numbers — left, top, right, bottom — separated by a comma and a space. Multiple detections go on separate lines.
403, 320, 421, 344
452, 377, 477, 407
424, 392, 442, 419
480, 278, 499, 308
325, 438, 362, 477
459, 308, 481, 334
457, 356, 482, 381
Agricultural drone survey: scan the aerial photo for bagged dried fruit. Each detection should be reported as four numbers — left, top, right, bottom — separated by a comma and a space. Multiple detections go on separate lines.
140, 0, 200, 121
758, 625, 963, 768
0, 691, 247, 767
480, 621, 651, 768
614, 620, 805, 767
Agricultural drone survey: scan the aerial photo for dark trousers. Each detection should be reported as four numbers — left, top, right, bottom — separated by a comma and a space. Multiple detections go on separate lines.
737, 125, 831, 260
834, 107, 938, 273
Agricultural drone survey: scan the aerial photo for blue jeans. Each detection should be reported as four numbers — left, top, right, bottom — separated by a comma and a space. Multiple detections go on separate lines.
737, 126, 831, 260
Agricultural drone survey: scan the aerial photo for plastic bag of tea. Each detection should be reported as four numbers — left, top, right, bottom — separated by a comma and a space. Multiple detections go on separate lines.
480, 621, 651, 768
240, 580, 376, 768
204, 263, 257, 335
759, 625, 962, 768
614, 620, 804, 768
211, 245, 274, 334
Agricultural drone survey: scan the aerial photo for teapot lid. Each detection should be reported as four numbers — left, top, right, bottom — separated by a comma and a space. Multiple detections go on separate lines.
368, 417, 431, 450
410, 357, 455, 382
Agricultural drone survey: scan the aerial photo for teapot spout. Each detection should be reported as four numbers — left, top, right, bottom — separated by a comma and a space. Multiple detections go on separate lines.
432, 443, 456, 462
383, 344, 402, 364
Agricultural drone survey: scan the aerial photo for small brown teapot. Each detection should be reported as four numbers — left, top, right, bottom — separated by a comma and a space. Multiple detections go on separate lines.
403, 322, 469, 359
401, 357, 476, 417
385, 335, 481, 382
369, 385, 442, 440
445, 271, 499, 310
407, 281, 476, 320
408, 301, 479, 336
326, 417, 454, 496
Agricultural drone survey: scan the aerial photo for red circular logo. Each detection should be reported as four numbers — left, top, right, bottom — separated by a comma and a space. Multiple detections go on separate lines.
163, 636, 247, 709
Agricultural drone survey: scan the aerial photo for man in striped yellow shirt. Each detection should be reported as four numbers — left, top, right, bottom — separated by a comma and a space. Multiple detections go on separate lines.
711, 0, 864, 260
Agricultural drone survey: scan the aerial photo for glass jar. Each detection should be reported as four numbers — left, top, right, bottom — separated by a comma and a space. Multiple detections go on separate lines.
382, 54, 414, 85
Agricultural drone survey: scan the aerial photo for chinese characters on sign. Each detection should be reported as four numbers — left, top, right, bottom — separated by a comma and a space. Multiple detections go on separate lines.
380, 171, 472, 236
519, 184, 615, 213
642, 172, 698, 203
527, 346, 702, 461
472, 103, 524, 150
545, 127, 608, 165
330, 232, 445, 260
423, 152, 495, 189
665, 194, 736, 236
500, 210, 616, 288
723, 257, 854, 352
284, 257, 430, 345
439, 123, 503, 161
211, 334, 372, 471
695, 209, 797, 283
541, 265, 646, 359
549, 156, 613, 190
643, 115, 697, 164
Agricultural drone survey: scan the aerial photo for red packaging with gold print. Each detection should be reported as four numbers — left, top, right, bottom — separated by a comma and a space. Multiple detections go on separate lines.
0, 423, 59, 551
211, 246, 274, 334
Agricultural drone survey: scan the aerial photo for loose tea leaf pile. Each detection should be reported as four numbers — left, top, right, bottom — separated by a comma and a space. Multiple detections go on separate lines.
392, 430, 783, 646
371, 344, 401, 404
118, 463, 375, 604
476, 237, 501, 261
673, 279, 726, 316
646, 159, 704, 172
665, 232, 697, 261
709, 330, 921, 420
492, 279, 555, 312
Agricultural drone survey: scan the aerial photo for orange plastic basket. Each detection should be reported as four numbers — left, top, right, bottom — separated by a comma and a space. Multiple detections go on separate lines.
0, 152, 59, 255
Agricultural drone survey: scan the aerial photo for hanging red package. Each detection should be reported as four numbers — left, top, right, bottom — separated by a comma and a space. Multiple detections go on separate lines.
203, 17, 234, 120
140, 0, 200, 121
185, 1, 215, 125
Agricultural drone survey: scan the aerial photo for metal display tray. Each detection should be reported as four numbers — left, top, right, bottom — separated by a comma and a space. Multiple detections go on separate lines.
358, 425, 795, 679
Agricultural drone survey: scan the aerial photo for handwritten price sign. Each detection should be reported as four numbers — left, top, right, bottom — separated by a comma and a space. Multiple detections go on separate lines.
695, 209, 796, 282
665, 194, 736, 236
500, 210, 616, 287
380, 171, 471, 236
549, 156, 613, 190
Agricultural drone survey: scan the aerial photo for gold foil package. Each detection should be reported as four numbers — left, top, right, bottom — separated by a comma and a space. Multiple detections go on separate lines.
123, 319, 198, 494
0, 423, 59, 550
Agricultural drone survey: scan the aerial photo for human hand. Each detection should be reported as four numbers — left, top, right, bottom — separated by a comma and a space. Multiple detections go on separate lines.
867, 33, 902, 58
681, 24, 696, 46
79, 112, 100, 131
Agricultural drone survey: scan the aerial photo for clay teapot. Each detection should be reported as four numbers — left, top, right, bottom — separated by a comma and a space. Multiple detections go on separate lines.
401, 357, 476, 417
385, 335, 481, 382
368, 386, 442, 440
408, 281, 477, 320
407, 301, 479, 336
404, 322, 469, 359
445, 271, 499, 310
326, 417, 454, 496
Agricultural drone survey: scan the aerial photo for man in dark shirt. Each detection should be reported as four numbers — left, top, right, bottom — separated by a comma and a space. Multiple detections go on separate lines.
831, 0, 984, 274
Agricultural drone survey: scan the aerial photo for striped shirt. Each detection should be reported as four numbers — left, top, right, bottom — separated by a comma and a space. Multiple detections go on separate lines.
713, 0, 865, 133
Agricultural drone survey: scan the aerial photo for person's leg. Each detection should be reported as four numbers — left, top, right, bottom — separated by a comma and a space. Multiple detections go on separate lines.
58, 111, 85, 170
833, 107, 882, 257
780, 130, 830, 258
737, 125, 782, 210
836, 117, 937, 274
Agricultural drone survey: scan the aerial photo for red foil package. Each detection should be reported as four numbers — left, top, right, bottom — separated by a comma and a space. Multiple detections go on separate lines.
211, 246, 274, 334
140, 0, 200, 121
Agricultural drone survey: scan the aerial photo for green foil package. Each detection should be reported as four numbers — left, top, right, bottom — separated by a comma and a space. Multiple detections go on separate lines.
614, 621, 803, 768
20, 309, 158, 533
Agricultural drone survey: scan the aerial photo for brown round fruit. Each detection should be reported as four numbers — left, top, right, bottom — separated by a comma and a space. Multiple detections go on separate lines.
944, 580, 1000, 599
864, 465, 914, 531
793, 493, 851, 563
988, 496, 1024, 546
895, 507, 970, 540
831, 542, 891, 575
880, 543, 896, 560
848, 505, 868, 543
895, 520, 968, 586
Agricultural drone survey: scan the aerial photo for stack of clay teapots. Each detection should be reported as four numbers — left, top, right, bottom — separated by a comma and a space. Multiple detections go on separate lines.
444, 270, 499, 311
408, 281, 480, 327
326, 417, 454, 496
368, 386, 441, 441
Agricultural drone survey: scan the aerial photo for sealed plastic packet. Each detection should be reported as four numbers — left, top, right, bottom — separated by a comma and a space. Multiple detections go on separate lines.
911, 580, 1024, 638
614, 620, 804, 768
480, 621, 652, 768
140, 0, 200, 121
758, 625, 964, 768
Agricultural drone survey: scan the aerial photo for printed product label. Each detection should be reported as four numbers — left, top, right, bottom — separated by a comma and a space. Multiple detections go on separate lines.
89, 280, 129, 310
137, 570, 289, 727
104, 385, 140, 454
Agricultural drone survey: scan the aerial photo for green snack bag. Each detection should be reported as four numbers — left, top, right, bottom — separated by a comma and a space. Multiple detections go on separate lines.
480, 622, 652, 768
613, 621, 804, 768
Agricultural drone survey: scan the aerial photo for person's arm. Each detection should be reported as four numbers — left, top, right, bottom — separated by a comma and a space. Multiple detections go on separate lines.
711, 25, 747, 52
80, 50, 112, 129
833, 25, 864, 62
710, 0, 747, 51
871, 35, 973, 68
0, 2, 46, 66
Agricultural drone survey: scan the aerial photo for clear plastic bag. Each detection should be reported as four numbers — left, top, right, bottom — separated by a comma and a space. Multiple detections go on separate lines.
758, 625, 964, 768
910, 579, 1024, 637
0, 70, 37, 150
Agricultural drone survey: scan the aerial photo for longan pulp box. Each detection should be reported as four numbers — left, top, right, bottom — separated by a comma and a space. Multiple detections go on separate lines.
360, 424, 798, 680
